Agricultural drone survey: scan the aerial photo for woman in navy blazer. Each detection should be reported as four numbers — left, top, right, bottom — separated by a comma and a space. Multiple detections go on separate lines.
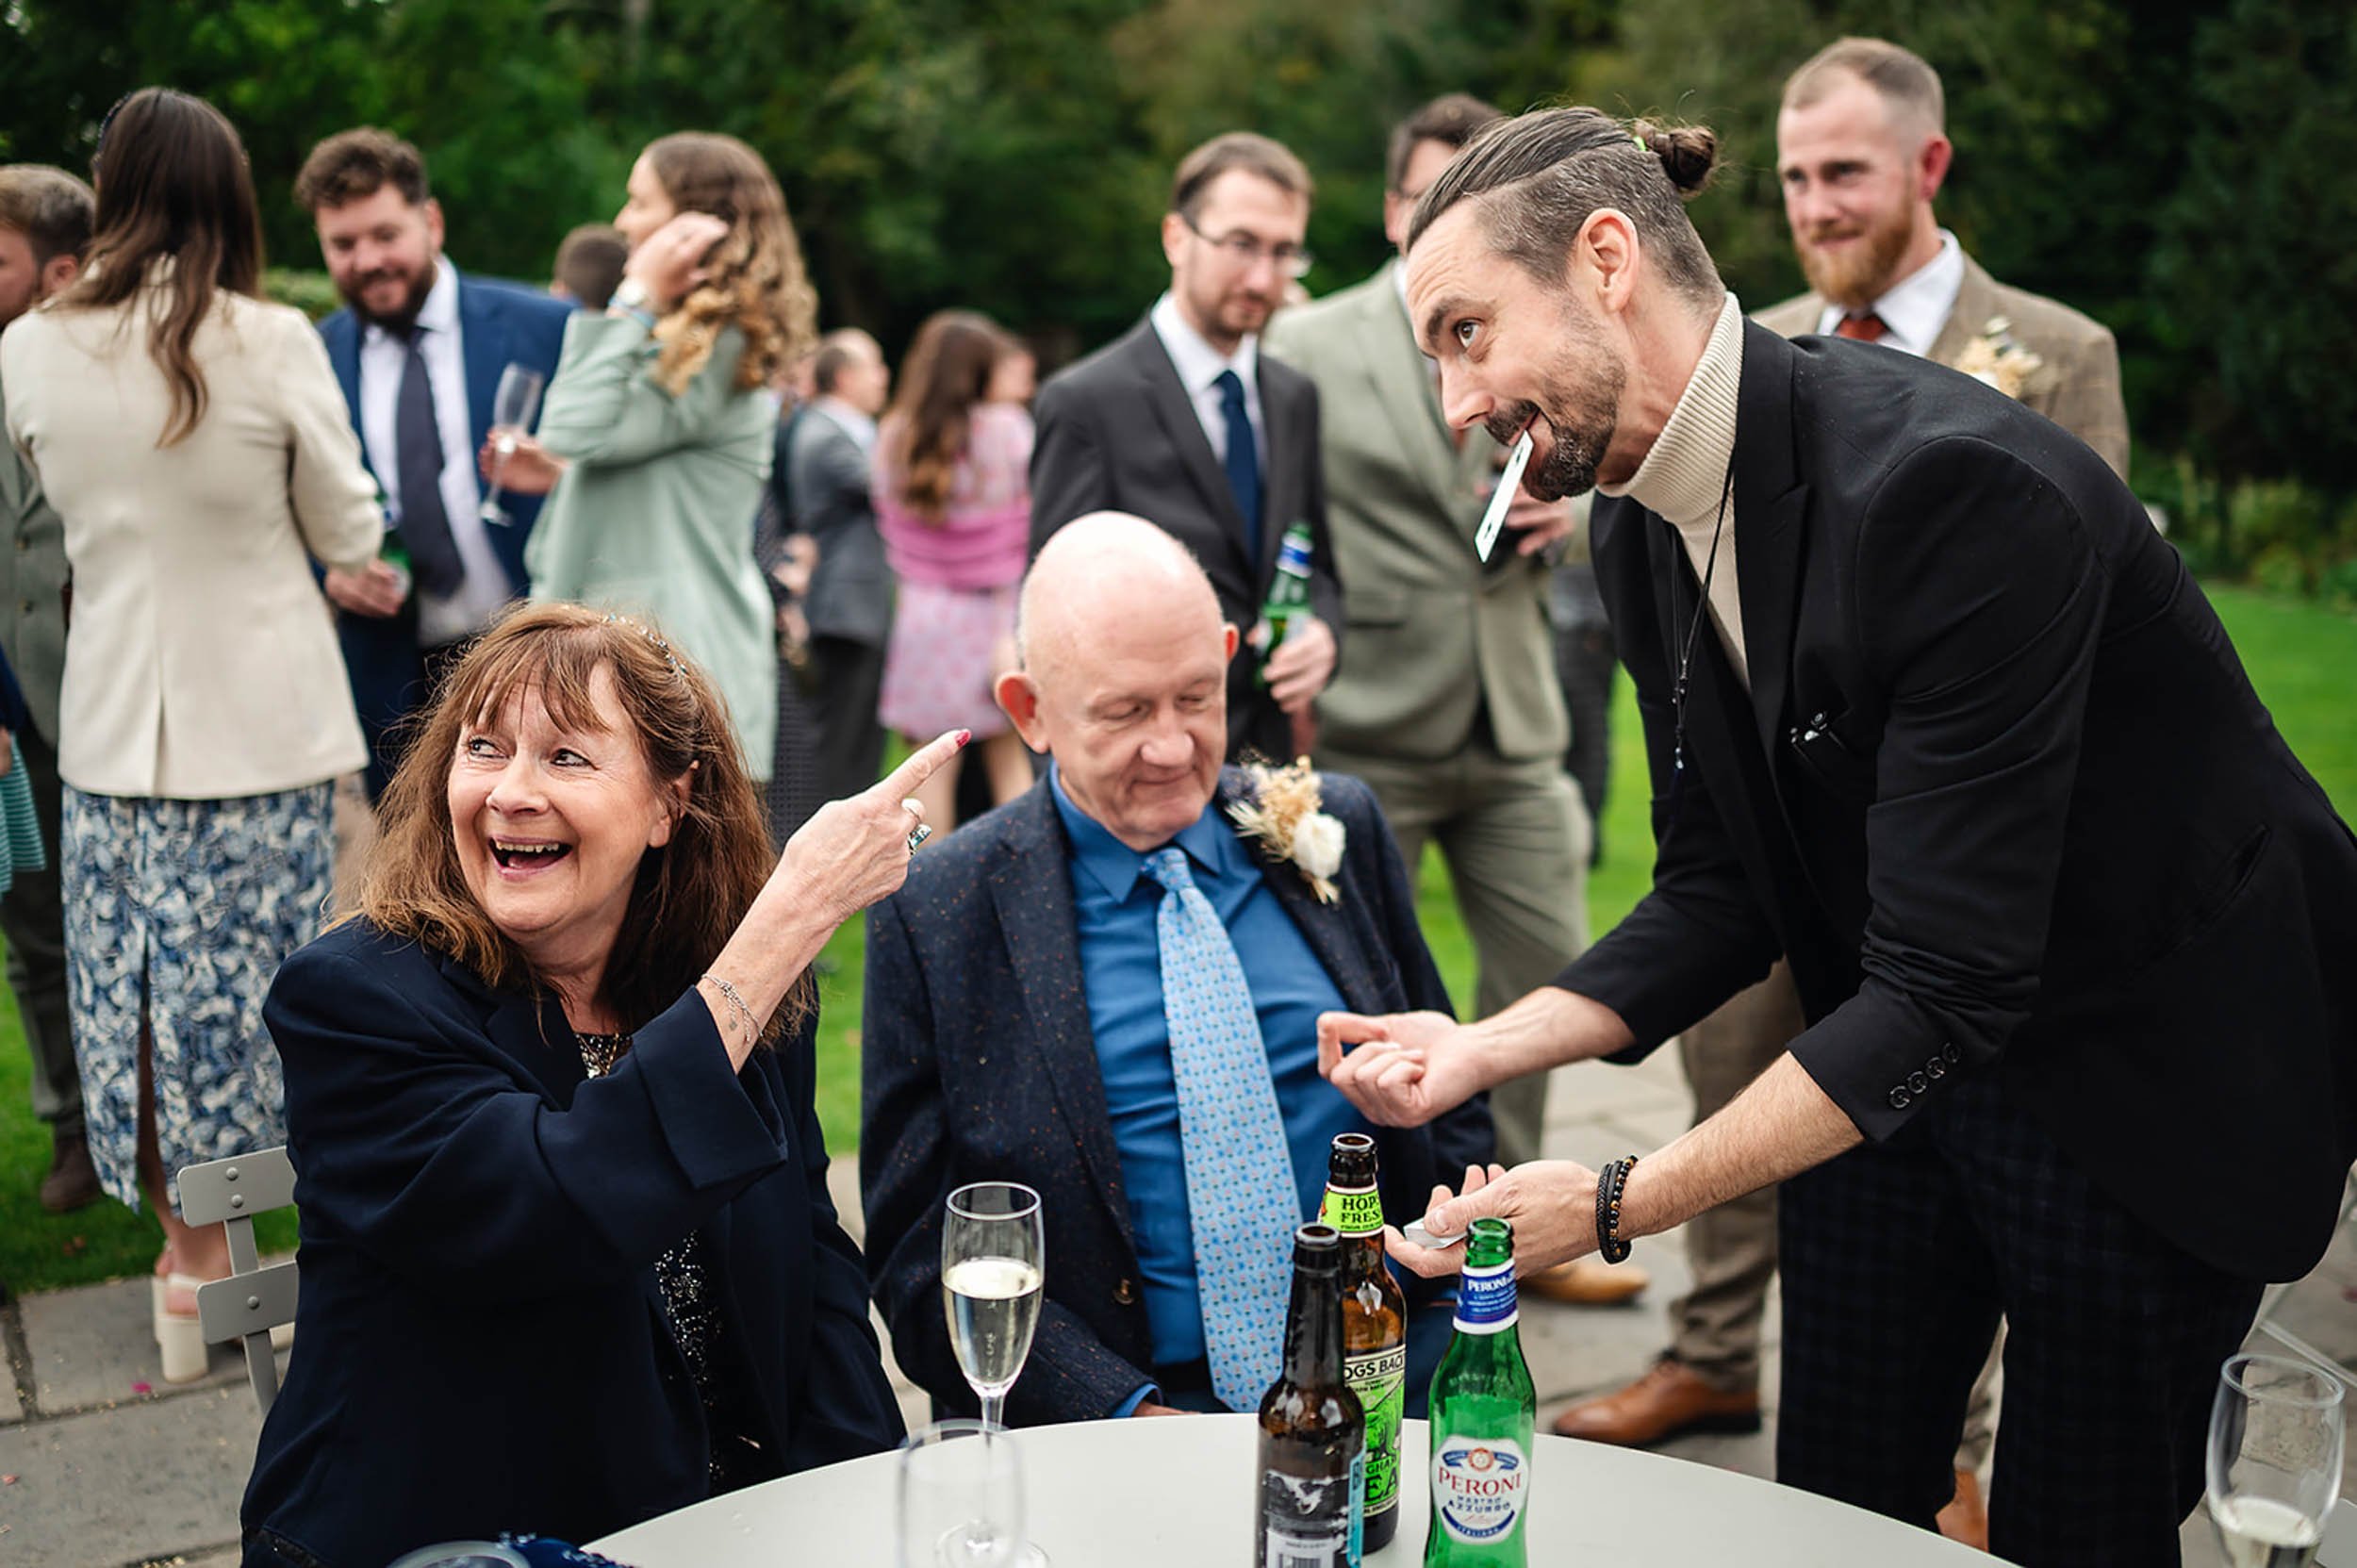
241, 602, 968, 1568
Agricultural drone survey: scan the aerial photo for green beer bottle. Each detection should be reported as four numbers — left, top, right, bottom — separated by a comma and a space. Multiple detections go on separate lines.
1318, 1133, 1406, 1552
1424, 1217, 1535, 1566
1256, 1224, 1366, 1568
1256, 522, 1315, 685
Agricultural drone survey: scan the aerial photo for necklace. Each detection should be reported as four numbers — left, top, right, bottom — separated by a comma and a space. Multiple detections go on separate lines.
1666, 450, 1739, 823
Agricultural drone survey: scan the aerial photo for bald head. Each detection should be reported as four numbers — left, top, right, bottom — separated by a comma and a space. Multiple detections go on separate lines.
999, 514, 1236, 850
814, 327, 889, 415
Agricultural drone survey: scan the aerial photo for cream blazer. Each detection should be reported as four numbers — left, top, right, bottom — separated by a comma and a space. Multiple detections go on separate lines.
1, 272, 382, 800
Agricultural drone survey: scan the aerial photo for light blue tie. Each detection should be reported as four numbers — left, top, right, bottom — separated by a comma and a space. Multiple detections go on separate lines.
1141, 846, 1297, 1411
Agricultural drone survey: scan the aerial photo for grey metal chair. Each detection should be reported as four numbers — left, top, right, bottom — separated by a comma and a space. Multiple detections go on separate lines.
175, 1146, 299, 1415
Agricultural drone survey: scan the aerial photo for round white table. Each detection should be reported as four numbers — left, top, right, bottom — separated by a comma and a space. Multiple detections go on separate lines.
588, 1414, 2010, 1565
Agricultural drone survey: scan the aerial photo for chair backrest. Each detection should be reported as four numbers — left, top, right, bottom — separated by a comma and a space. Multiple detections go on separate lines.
2318, 1497, 2357, 1568
176, 1146, 299, 1416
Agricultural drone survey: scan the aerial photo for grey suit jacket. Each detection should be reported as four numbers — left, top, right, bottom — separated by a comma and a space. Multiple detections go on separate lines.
0, 351, 65, 746
1264, 261, 1567, 763
783, 406, 894, 648
1030, 317, 1340, 760
1755, 250, 2130, 478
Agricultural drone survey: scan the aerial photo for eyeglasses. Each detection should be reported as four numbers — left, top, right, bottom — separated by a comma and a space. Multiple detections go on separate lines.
1178, 213, 1312, 279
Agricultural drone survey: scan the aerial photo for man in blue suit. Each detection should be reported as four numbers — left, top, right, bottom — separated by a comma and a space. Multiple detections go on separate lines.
862, 513, 1492, 1427
296, 128, 571, 799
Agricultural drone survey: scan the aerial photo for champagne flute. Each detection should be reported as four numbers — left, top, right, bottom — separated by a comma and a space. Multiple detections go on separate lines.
942, 1180, 1044, 1434
477, 364, 547, 526
898, 1420, 1027, 1568
2208, 1352, 2347, 1566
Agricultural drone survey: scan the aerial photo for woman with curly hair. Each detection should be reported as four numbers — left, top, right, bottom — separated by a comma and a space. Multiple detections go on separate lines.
500, 133, 814, 781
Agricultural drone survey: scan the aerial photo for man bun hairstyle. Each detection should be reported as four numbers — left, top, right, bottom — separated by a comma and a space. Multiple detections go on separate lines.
294, 126, 430, 214
1407, 106, 1722, 306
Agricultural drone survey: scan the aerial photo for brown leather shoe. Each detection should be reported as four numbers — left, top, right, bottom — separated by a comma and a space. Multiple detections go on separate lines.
1552, 1358, 1761, 1446
1937, 1468, 1989, 1550
39, 1129, 101, 1213
1521, 1256, 1650, 1307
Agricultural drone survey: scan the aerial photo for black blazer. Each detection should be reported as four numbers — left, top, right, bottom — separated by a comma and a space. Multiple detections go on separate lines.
1561, 322, 2357, 1283
861, 770, 1492, 1424
1030, 319, 1343, 759
241, 923, 902, 1568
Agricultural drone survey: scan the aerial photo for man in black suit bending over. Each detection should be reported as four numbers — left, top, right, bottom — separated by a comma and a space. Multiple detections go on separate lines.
863, 513, 1489, 1428
1320, 108, 2357, 1566
1030, 134, 1340, 761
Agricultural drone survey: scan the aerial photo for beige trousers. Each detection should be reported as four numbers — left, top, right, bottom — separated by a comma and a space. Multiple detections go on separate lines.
1315, 740, 1591, 1168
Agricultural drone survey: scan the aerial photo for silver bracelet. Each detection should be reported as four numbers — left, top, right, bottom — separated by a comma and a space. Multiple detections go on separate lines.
701, 972, 762, 1046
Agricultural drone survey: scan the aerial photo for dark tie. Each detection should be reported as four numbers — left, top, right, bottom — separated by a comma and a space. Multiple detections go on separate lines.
394, 327, 466, 597
1835, 312, 1888, 343
1214, 368, 1262, 564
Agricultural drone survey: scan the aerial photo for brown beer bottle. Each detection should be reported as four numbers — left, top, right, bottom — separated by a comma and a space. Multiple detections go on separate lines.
1255, 1224, 1367, 1567
1318, 1132, 1408, 1551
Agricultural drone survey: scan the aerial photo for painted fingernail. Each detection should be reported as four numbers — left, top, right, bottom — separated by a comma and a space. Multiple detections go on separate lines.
956, 729, 972, 747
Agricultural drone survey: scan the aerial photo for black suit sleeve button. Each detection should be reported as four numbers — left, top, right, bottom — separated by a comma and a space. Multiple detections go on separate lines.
1943, 1043, 1961, 1065
1906, 1070, 1929, 1095
1888, 1087, 1912, 1111
1113, 1277, 1138, 1306
1925, 1056, 1947, 1080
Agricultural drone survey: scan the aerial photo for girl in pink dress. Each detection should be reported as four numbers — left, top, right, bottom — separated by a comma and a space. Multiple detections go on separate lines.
873, 311, 1037, 830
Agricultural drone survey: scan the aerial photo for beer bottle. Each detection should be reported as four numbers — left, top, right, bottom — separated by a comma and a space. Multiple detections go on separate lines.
1318, 1133, 1407, 1552
1255, 1223, 1366, 1568
1424, 1217, 1535, 1567
1256, 522, 1315, 685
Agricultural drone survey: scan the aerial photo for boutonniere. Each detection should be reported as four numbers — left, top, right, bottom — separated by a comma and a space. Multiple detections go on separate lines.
1227, 757, 1345, 905
1953, 315, 2044, 401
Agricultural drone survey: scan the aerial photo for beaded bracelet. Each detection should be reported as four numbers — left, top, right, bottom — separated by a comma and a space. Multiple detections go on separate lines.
701, 972, 762, 1048
1594, 1154, 1640, 1264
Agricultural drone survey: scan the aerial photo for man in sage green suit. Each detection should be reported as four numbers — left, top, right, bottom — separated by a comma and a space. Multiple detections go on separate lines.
1264, 102, 1620, 1312
0, 163, 96, 1212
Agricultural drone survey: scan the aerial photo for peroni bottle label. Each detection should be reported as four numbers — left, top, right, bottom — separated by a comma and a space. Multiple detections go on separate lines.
1430, 1435, 1527, 1545
1453, 1259, 1518, 1334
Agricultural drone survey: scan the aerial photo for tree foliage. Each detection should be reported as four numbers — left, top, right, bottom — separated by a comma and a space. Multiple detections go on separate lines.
1, 0, 2350, 507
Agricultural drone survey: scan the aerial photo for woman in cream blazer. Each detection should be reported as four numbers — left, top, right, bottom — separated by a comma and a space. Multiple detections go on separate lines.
0, 88, 380, 1382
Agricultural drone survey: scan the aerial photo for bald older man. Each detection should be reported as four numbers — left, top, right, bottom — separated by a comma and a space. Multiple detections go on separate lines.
861, 514, 1492, 1429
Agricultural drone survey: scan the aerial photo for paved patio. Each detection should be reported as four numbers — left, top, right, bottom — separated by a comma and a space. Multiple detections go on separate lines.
1, 1045, 2349, 1565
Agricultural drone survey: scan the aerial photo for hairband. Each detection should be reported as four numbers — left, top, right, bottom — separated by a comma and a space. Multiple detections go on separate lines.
602, 612, 686, 677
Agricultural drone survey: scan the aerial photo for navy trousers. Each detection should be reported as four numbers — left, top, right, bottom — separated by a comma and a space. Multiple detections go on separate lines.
1777, 1074, 2261, 1567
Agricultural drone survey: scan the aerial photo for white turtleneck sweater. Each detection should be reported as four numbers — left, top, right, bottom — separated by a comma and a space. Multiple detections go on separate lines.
1597, 292, 1748, 689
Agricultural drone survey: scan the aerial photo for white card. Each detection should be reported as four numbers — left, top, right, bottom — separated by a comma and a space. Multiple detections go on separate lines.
1475, 428, 1535, 562
1401, 1216, 1462, 1250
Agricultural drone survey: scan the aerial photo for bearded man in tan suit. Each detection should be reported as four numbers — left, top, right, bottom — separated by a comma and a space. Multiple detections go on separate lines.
1554, 37, 2131, 1543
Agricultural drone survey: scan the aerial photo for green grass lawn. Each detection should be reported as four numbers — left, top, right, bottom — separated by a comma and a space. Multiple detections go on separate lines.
0, 584, 2348, 1296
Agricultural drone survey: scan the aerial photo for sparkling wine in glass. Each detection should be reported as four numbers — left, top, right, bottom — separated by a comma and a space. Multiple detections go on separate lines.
2208, 1352, 2347, 1567
942, 1181, 1043, 1434
477, 364, 547, 526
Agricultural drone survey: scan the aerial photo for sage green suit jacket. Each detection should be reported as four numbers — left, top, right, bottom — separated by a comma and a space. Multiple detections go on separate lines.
1754, 250, 2130, 479
1264, 261, 1567, 763
0, 350, 65, 746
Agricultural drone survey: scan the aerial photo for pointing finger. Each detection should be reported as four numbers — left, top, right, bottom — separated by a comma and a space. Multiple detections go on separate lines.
876, 730, 969, 802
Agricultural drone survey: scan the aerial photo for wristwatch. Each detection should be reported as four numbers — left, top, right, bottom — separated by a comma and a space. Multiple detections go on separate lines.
610, 278, 656, 323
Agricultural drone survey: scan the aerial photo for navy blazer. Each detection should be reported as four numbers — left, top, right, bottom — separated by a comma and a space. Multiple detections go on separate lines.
319, 273, 572, 792
1030, 321, 1342, 761
242, 922, 902, 1568
1563, 323, 2357, 1283
861, 769, 1492, 1426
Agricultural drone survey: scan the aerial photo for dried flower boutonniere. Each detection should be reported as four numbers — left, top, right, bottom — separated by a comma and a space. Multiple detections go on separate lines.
1953, 315, 2045, 401
1228, 756, 1345, 905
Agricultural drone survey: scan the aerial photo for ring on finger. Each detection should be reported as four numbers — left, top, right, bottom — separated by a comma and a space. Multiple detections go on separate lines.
907, 823, 932, 851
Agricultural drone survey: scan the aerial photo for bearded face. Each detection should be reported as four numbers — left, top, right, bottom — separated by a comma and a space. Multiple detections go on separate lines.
1481, 305, 1626, 502
1792, 198, 1917, 313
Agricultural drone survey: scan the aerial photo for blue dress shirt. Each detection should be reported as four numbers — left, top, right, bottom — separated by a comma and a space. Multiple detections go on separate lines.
1051, 769, 1368, 1375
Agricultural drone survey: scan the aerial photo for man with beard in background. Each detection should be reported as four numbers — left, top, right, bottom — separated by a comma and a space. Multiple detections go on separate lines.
298, 128, 572, 801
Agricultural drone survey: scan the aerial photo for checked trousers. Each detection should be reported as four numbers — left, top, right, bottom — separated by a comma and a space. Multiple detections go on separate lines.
1776, 1073, 2262, 1567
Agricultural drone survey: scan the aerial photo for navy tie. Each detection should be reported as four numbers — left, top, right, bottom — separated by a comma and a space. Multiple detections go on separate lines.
1215, 368, 1262, 565
394, 327, 466, 597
